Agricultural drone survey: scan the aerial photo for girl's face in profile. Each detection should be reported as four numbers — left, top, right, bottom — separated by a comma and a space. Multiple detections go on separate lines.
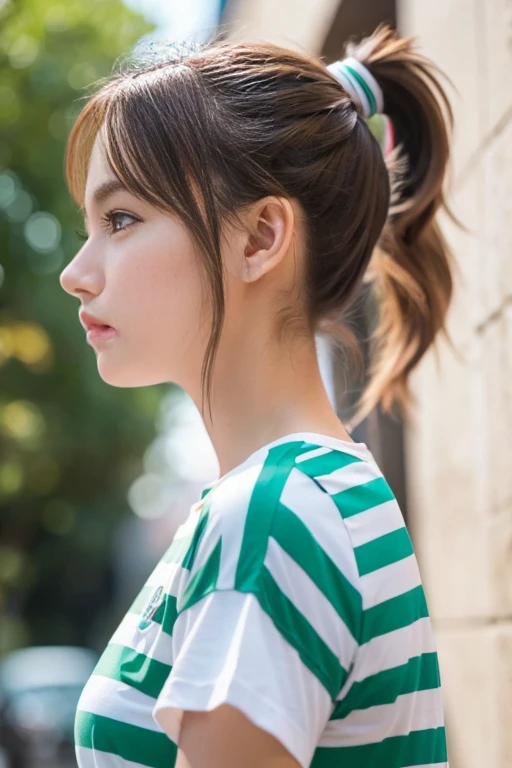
60, 132, 216, 391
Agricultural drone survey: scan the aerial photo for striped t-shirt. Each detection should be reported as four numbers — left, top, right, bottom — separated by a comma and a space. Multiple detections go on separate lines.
75, 430, 448, 768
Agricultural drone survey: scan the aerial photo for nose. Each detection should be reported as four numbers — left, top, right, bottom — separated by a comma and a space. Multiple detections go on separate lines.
59, 246, 102, 299
59, 259, 79, 296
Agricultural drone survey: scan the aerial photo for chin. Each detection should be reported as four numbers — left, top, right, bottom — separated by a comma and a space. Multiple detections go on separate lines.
96, 359, 168, 388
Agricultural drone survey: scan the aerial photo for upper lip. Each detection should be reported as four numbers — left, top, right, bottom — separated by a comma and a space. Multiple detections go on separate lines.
79, 310, 112, 332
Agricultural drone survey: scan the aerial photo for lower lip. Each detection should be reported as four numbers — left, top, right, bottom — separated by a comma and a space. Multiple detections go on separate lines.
86, 325, 118, 344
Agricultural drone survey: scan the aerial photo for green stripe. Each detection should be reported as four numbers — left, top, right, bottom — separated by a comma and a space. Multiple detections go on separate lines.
200, 484, 213, 500
310, 726, 447, 768
235, 442, 300, 589
331, 476, 395, 518
354, 526, 414, 577
181, 502, 210, 571
179, 536, 222, 613
362, 584, 429, 643
75, 710, 177, 768
255, 566, 347, 700
332, 652, 442, 717
93, 644, 171, 700
344, 63, 377, 116
152, 593, 178, 634
295, 445, 362, 480
272, 501, 362, 641
129, 587, 178, 636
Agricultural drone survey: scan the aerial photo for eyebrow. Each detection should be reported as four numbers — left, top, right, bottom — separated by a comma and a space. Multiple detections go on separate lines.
81, 179, 129, 222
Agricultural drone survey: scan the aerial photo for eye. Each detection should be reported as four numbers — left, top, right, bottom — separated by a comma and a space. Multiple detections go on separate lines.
101, 211, 139, 235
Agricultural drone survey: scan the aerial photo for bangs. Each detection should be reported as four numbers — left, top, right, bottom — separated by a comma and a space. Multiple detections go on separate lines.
64, 69, 219, 249
65, 87, 111, 209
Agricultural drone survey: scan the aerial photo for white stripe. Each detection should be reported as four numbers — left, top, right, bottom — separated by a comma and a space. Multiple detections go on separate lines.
77, 674, 164, 733
173, 504, 202, 540
177, 510, 223, 606
320, 688, 444, 747
76, 745, 148, 768
313, 458, 381, 496
207, 461, 263, 589
295, 446, 331, 463
359, 554, 423, 610
403, 764, 448, 768
343, 498, 404, 548
109, 612, 174, 666
264, 537, 358, 671
343, 617, 437, 690
280, 467, 361, 590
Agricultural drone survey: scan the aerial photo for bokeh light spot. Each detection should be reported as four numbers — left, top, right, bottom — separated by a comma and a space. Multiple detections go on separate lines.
11, 322, 52, 367
0, 171, 18, 209
7, 34, 40, 68
2, 400, 45, 441
24, 211, 62, 252
0, 461, 24, 496
5, 188, 33, 222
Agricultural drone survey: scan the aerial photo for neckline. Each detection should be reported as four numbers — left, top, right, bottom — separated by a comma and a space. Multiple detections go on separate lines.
199, 430, 373, 499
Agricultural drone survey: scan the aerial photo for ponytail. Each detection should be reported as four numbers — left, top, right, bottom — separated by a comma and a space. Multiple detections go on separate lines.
344, 24, 457, 427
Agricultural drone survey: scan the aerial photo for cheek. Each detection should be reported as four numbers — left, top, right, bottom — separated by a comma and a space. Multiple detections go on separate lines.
111, 232, 206, 352
94, 221, 215, 388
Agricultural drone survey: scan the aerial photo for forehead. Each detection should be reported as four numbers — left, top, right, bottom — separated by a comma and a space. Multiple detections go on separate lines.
82, 135, 129, 218
85, 133, 111, 190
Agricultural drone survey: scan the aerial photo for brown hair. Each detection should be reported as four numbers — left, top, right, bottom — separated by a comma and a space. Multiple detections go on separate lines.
65, 24, 455, 427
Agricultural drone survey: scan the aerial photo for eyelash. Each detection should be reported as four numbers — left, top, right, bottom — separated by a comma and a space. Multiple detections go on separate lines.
74, 211, 139, 241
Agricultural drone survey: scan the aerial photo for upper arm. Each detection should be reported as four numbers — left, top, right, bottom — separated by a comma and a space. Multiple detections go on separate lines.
171, 704, 302, 768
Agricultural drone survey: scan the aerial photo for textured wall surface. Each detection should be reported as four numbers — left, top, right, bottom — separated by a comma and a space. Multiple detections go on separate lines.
399, 2, 512, 766
224, 0, 341, 53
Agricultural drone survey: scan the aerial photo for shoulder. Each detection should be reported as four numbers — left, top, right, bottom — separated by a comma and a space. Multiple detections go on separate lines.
202, 436, 385, 530
178, 439, 386, 614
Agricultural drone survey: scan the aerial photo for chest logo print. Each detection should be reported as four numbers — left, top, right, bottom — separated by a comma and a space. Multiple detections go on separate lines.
138, 585, 163, 631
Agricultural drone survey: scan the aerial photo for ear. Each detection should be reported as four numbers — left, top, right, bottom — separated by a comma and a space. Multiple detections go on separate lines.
242, 196, 295, 283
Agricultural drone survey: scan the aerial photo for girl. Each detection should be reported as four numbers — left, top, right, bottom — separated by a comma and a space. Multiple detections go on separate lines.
60, 23, 453, 768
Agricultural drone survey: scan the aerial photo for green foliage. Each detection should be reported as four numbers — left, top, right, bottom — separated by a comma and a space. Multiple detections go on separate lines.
0, 0, 167, 653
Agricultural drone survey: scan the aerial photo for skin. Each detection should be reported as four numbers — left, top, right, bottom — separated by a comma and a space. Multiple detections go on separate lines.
60, 128, 354, 767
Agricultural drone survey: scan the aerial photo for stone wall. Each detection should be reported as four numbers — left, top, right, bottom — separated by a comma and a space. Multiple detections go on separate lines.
398, 2, 512, 766
224, 0, 341, 54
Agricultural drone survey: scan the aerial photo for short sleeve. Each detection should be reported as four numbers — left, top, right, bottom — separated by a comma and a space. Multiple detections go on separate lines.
152, 462, 362, 767
152, 589, 333, 768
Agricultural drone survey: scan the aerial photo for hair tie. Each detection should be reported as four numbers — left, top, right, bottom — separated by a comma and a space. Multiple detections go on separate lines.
327, 56, 384, 118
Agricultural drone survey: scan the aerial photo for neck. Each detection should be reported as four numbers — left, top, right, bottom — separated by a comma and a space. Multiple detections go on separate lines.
190, 328, 353, 478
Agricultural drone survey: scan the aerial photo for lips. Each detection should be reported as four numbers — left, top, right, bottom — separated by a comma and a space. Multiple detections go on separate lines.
79, 310, 114, 333
85, 325, 118, 346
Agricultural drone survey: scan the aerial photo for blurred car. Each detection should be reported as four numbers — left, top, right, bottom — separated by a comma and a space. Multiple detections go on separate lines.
0, 646, 98, 768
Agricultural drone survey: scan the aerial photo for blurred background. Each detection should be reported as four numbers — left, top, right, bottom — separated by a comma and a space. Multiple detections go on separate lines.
0, 0, 510, 766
